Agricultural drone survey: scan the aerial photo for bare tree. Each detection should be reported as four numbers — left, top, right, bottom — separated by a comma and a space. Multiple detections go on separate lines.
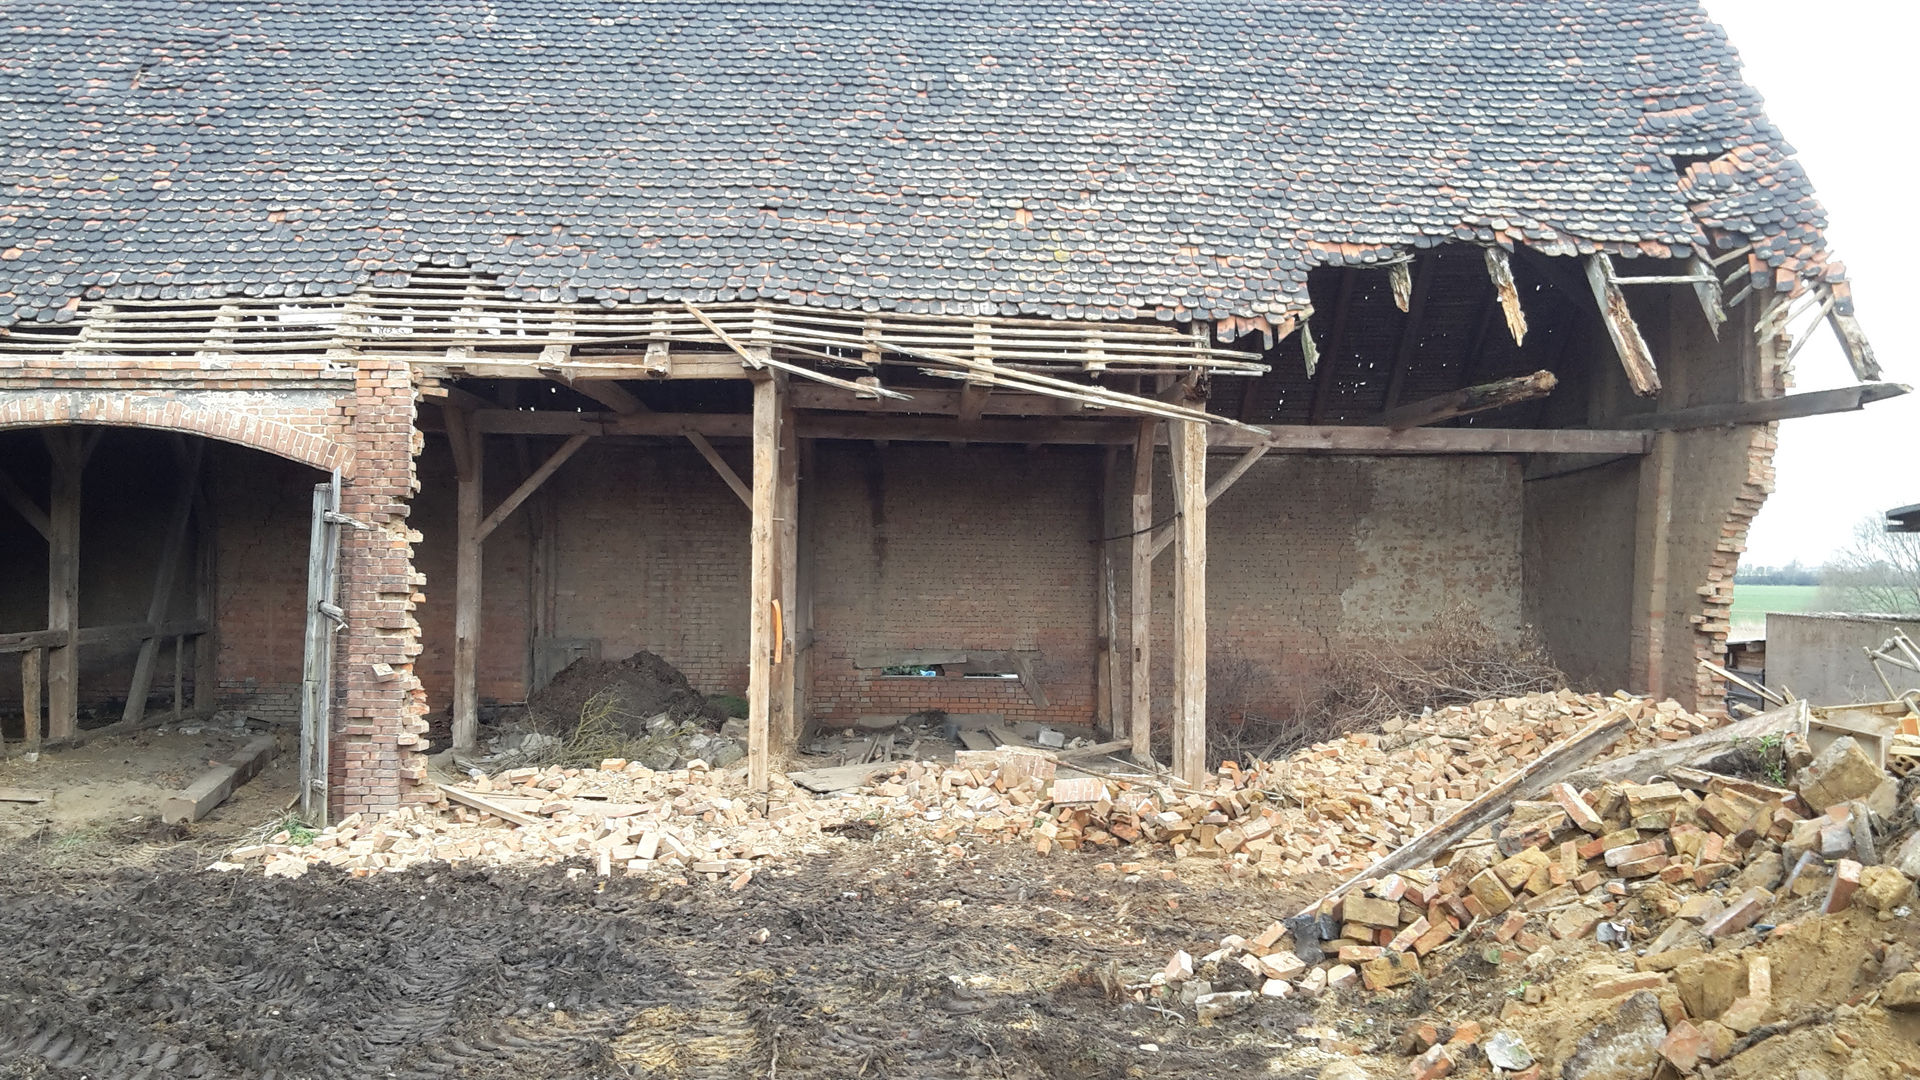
1816, 515, 1920, 614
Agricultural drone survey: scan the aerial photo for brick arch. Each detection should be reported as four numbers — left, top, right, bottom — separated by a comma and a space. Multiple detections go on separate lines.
0, 390, 354, 475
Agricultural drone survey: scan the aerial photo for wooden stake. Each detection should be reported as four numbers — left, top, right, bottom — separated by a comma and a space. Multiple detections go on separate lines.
1171, 418, 1208, 785
747, 375, 783, 792
448, 409, 484, 752
43, 430, 86, 741
1128, 418, 1156, 763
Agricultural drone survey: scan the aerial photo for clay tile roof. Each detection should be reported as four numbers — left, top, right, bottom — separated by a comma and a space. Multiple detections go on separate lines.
0, 0, 1843, 326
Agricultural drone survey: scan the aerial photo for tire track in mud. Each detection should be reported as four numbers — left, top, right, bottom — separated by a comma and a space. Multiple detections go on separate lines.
0, 851, 1314, 1079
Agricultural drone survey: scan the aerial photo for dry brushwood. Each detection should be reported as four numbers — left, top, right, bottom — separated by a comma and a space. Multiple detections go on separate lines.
1237, 605, 1563, 763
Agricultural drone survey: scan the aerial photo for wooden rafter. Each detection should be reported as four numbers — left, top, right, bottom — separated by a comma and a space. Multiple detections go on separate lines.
1585, 254, 1661, 395
1380, 255, 1436, 411
1483, 247, 1529, 346
1306, 271, 1358, 424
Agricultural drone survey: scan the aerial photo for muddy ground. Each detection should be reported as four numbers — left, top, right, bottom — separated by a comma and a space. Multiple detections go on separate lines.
0, 824, 1349, 1080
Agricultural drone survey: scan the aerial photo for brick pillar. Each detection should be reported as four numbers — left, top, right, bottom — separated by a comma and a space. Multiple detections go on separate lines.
329, 358, 430, 817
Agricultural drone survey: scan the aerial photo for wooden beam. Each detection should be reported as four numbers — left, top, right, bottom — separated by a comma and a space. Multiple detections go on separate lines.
1095, 446, 1119, 736
1586, 254, 1661, 395
0, 465, 49, 540
121, 441, 204, 726
448, 407, 484, 752
1615, 382, 1909, 431
477, 432, 590, 541
1381, 255, 1436, 410
687, 431, 752, 508
773, 387, 801, 747
1828, 308, 1883, 382
1149, 443, 1271, 559
1129, 417, 1156, 764
1686, 255, 1726, 339
564, 378, 646, 414
1484, 247, 1528, 345
20, 647, 41, 755
461, 409, 752, 438
42, 430, 83, 740
1249, 425, 1650, 455
1374, 370, 1558, 431
192, 471, 216, 716
0, 619, 211, 654
790, 383, 1100, 417
1306, 272, 1358, 424
747, 375, 783, 792
1303, 705, 1632, 917
1170, 418, 1208, 785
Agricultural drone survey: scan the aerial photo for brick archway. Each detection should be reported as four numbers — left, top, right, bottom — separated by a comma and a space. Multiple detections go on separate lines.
0, 390, 354, 475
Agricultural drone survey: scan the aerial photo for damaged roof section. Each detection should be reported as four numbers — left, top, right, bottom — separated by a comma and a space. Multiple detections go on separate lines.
0, 1, 1848, 330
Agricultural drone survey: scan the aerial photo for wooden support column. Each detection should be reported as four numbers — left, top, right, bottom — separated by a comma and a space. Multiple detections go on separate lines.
747, 374, 785, 792
1170, 418, 1208, 785
1094, 446, 1119, 736
1632, 431, 1677, 697
121, 441, 204, 726
21, 648, 42, 754
42, 431, 88, 741
772, 385, 800, 748
1128, 417, 1156, 763
447, 408, 484, 752
192, 468, 217, 715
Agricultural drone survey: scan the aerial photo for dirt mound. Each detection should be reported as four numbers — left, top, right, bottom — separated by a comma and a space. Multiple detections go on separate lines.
527, 651, 723, 734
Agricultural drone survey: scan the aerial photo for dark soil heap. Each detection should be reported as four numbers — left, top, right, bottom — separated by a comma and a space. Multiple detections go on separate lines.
526, 651, 723, 734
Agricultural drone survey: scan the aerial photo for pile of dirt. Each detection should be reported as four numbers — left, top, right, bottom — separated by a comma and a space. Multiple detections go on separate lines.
526, 650, 724, 735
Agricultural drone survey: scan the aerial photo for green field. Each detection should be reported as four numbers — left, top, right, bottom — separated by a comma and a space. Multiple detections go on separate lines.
1728, 583, 1821, 637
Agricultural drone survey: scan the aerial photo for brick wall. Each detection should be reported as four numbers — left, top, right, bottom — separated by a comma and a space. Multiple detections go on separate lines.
0, 358, 428, 818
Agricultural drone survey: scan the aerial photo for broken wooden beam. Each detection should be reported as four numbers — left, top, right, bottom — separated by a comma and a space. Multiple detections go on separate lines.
1483, 247, 1528, 345
1302, 703, 1632, 915
160, 735, 277, 824
1613, 382, 1908, 431
1585, 254, 1660, 395
435, 779, 541, 827
1374, 370, 1557, 431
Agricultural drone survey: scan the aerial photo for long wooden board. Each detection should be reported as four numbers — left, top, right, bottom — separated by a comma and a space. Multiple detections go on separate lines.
1301, 703, 1633, 915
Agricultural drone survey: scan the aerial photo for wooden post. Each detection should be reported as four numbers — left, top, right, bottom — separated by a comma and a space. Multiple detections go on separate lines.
1094, 446, 1118, 736
193, 474, 217, 716
122, 441, 203, 726
747, 375, 783, 792
43, 431, 86, 741
773, 385, 800, 747
171, 634, 185, 721
448, 409, 484, 752
1632, 431, 1677, 698
1171, 419, 1208, 785
1128, 417, 1156, 763
21, 647, 42, 754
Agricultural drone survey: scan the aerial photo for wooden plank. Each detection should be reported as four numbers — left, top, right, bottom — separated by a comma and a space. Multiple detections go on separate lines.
1585, 254, 1661, 395
687, 431, 752, 508
435, 780, 541, 827
159, 735, 276, 824
1129, 417, 1156, 763
956, 728, 997, 751
0, 465, 50, 540
449, 409, 483, 752
1302, 704, 1634, 916
747, 375, 781, 792
43, 430, 83, 741
1171, 418, 1208, 785
121, 441, 203, 726
788, 761, 889, 793
1149, 442, 1270, 559
1374, 370, 1557, 431
0, 787, 51, 803
20, 647, 40, 755
1615, 382, 1908, 431
1563, 701, 1807, 789
476, 432, 589, 541
1483, 246, 1529, 345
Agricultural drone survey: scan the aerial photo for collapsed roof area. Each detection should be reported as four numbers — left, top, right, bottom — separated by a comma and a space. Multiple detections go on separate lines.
0, 0, 1904, 822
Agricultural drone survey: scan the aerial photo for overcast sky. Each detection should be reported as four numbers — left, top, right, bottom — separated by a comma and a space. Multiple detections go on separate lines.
1701, 1, 1917, 566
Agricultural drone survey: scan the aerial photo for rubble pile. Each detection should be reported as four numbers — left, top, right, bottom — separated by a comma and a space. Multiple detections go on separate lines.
1154, 730, 1920, 1079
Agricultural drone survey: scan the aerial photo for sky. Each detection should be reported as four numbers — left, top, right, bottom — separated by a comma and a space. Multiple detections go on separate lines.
1703, 1, 1919, 567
